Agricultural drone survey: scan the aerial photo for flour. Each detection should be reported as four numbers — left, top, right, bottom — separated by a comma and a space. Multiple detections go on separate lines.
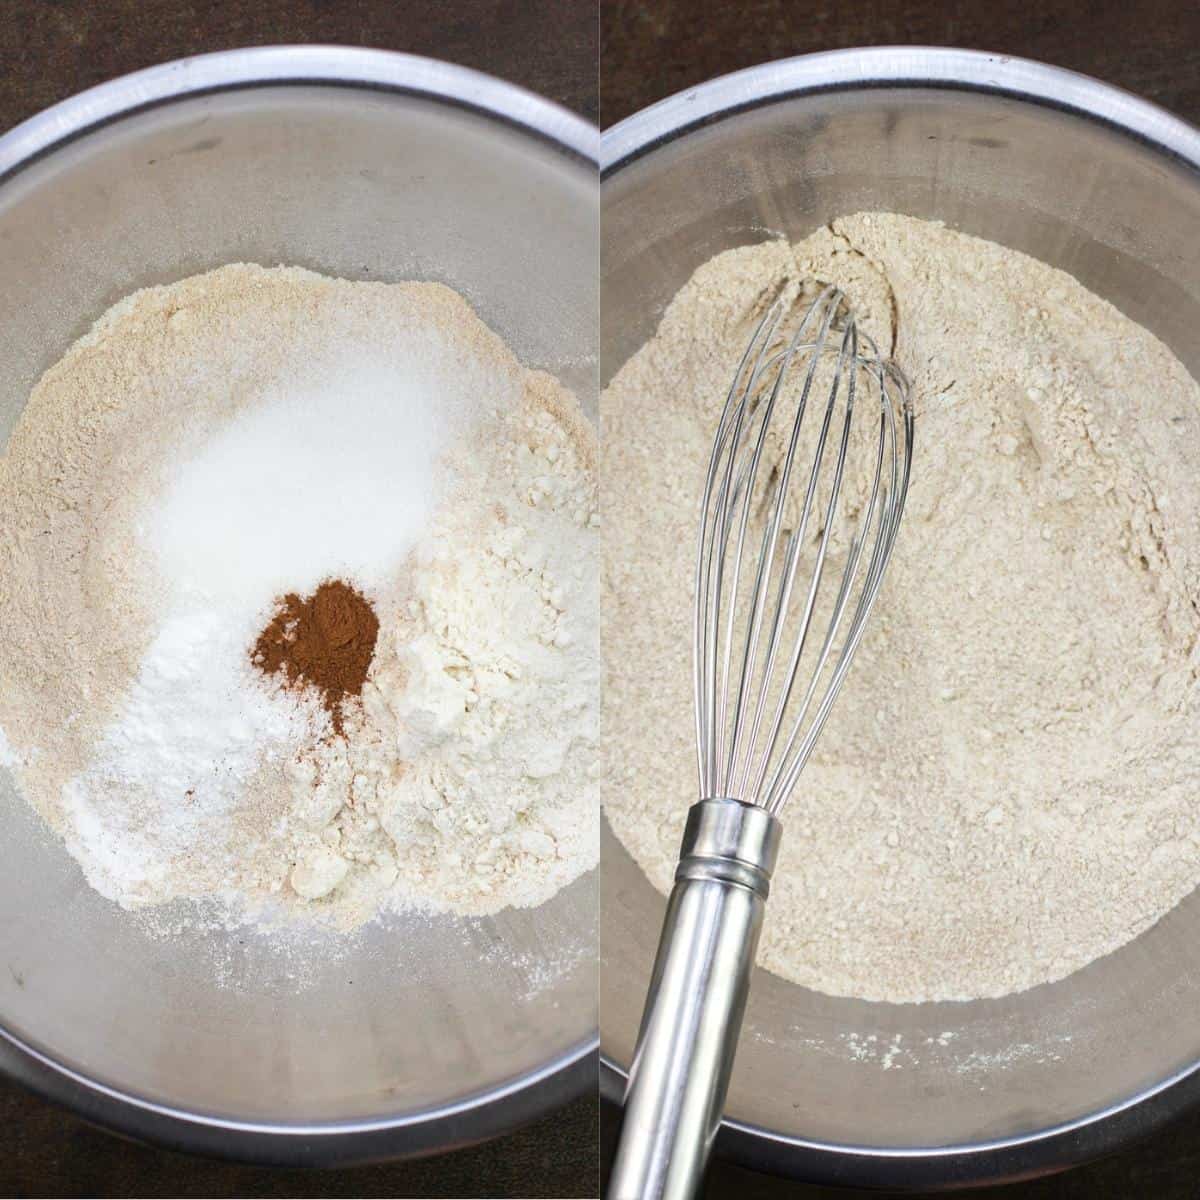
60, 606, 314, 905
266, 371, 601, 923
0, 264, 597, 929
603, 213, 1200, 1003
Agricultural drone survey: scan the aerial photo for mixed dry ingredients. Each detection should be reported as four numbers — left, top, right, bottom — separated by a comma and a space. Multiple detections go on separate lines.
603, 213, 1200, 1004
0, 264, 598, 929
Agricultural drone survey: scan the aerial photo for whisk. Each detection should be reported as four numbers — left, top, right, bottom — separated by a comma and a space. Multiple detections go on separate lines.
609, 284, 913, 1200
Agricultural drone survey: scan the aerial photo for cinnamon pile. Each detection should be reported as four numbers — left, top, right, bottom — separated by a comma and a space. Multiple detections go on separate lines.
252, 579, 379, 734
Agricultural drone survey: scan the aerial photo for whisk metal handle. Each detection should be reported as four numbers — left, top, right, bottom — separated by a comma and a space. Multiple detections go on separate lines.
609, 798, 782, 1200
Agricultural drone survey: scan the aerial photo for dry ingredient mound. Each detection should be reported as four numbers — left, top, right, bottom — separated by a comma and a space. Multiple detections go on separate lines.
253, 580, 380, 735
602, 213, 1200, 1003
0, 263, 598, 928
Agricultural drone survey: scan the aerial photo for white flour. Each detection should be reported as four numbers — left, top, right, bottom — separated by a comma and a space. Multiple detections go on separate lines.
603, 214, 1200, 1003
0, 264, 598, 929
264, 370, 601, 923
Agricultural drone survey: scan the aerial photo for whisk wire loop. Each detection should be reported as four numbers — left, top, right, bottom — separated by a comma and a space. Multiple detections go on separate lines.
721, 296, 839, 800
768, 352, 910, 813
693, 295, 785, 794
743, 317, 859, 804
693, 284, 913, 815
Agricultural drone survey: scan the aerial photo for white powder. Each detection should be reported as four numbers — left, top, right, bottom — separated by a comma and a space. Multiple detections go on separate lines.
0, 264, 597, 929
603, 214, 1200, 1003
59, 607, 314, 905
150, 352, 464, 605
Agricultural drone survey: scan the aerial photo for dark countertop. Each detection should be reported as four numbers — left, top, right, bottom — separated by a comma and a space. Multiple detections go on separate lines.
0, 2, 597, 1197
3, 0, 598, 130
599, 0, 1200, 1196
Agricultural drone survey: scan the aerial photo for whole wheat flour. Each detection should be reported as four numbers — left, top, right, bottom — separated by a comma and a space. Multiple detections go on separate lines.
0, 264, 598, 928
603, 213, 1200, 1003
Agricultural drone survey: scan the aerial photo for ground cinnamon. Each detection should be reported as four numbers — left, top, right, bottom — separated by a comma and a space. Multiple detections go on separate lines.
252, 579, 379, 734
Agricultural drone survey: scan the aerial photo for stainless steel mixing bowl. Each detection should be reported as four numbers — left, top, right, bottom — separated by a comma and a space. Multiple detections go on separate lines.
0, 46, 597, 1165
601, 47, 1200, 1190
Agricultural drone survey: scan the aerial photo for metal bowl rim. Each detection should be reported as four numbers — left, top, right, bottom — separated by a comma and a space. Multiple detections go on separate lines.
600, 45, 1200, 176
600, 45, 1200, 1188
0, 42, 598, 182
0, 43, 597, 1165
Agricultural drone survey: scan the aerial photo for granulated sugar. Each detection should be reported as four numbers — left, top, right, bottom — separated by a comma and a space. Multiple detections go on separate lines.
150, 354, 457, 606
603, 214, 1200, 1003
0, 264, 598, 930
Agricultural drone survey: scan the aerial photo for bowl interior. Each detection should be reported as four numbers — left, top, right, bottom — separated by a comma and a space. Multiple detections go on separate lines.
0, 82, 596, 1126
602, 83, 1200, 1153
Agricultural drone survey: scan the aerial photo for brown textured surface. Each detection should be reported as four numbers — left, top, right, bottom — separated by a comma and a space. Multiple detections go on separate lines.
5, 1089, 598, 1199
0, 1, 597, 1197
3, 0, 598, 127
598, 0, 1200, 1196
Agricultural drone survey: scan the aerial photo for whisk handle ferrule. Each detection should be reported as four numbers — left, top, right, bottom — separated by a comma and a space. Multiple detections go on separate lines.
609, 798, 782, 1200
